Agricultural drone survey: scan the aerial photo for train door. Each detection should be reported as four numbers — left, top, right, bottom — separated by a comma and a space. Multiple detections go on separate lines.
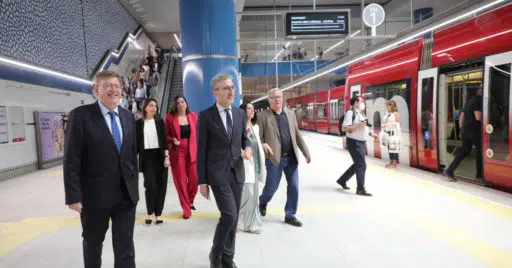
482, 51, 512, 188
417, 68, 439, 170
438, 67, 483, 181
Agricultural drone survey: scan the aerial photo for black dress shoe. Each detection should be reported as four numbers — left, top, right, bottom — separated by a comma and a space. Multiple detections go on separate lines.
284, 216, 302, 227
259, 204, 267, 216
356, 190, 372, 196
222, 258, 237, 268
336, 178, 350, 190
444, 170, 457, 182
222, 262, 237, 268
209, 252, 222, 268
155, 219, 163, 224
145, 219, 152, 225
191, 205, 196, 210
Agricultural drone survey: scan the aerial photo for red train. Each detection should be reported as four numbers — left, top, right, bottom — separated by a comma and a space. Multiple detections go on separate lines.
287, 3, 512, 189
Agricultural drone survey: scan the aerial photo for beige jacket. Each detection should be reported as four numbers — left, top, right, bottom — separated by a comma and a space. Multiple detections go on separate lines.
257, 108, 310, 165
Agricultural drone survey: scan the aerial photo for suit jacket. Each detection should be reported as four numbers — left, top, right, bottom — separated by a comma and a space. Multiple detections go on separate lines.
257, 108, 310, 165
196, 104, 251, 186
164, 112, 197, 164
135, 117, 168, 172
63, 102, 139, 209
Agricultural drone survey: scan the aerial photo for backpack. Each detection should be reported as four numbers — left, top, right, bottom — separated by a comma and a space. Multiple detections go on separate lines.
339, 109, 356, 136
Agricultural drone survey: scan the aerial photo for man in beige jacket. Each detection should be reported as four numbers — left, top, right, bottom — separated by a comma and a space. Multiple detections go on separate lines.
257, 89, 311, 227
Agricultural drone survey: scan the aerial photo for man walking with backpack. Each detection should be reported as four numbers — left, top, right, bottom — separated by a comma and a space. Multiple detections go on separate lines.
336, 96, 376, 196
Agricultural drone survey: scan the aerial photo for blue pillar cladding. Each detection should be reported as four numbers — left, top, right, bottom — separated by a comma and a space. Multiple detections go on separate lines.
180, 0, 240, 113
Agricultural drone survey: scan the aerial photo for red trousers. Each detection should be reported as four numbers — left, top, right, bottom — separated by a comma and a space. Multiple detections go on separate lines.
170, 138, 198, 217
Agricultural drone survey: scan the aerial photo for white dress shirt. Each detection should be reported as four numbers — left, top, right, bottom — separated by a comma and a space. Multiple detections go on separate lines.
98, 102, 123, 144
216, 102, 233, 132
342, 109, 369, 142
143, 119, 159, 149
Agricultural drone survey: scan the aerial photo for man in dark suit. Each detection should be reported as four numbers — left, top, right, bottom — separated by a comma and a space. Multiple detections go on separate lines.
64, 70, 138, 268
197, 74, 252, 268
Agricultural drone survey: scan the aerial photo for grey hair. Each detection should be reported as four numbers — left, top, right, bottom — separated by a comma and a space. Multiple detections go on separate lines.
210, 74, 233, 92
267, 88, 281, 97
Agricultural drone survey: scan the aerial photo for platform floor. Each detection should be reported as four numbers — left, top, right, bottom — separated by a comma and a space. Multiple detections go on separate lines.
1, 132, 511, 268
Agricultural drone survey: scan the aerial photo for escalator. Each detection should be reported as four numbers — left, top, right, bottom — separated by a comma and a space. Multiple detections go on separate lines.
155, 55, 183, 118
166, 58, 183, 114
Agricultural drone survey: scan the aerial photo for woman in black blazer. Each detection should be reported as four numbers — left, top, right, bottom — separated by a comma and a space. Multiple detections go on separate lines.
136, 98, 170, 224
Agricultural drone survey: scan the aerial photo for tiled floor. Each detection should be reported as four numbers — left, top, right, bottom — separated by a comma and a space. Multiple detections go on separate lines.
1, 133, 511, 268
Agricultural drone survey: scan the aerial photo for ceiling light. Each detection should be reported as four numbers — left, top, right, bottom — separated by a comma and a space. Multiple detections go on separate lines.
174, 33, 182, 48
251, 0, 507, 103
0, 56, 92, 85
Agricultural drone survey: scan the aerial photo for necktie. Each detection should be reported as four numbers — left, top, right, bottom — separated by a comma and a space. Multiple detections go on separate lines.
108, 111, 122, 152
225, 108, 233, 141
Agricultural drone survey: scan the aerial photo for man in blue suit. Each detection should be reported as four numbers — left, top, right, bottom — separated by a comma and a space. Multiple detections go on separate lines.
197, 74, 252, 268
64, 70, 138, 268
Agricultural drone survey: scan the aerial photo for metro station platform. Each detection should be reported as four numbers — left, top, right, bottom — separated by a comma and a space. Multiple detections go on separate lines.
1, 133, 511, 268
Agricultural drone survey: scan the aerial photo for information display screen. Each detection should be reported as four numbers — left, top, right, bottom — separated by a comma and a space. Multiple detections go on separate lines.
286, 12, 349, 36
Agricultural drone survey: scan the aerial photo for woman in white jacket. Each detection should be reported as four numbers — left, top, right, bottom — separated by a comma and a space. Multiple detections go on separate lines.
238, 102, 266, 234
381, 100, 402, 168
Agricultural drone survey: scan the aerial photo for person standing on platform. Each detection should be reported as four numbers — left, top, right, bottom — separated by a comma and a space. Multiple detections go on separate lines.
336, 96, 376, 196
165, 96, 198, 219
258, 88, 311, 227
238, 102, 266, 234
444, 86, 483, 181
196, 74, 252, 268
136, 98, 170, 225
381, 100, 402, 168
64, 70, 138, 268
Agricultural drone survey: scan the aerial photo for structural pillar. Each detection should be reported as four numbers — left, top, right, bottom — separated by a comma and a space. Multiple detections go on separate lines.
179, 0, 240, 113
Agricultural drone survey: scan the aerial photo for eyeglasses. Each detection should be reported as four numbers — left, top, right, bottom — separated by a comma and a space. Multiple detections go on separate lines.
99, 83, 122, 90
218, 85, 236, 91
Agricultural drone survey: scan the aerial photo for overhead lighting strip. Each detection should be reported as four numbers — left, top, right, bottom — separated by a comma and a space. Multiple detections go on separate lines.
272, 42, 291, 62
312, 29, 362, 61
0, 56, 93, 85
251, 0, 506, 103
174, 33, 182, 48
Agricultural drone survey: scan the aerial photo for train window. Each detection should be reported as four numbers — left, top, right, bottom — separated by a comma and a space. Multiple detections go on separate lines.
373, 112, 382, 131
316, 104, 326, 119
487, 63, 510, 161
421, 77, 435, 149
365, 79, 411, 131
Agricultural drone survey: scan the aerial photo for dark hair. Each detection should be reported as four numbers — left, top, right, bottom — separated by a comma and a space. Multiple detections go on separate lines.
170, 96, 190, 115
350, 96, 362, 106
141, 98, 160, 120
239, 102, 257, 125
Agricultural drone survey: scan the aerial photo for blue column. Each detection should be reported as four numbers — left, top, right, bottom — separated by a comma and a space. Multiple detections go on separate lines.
180, 0, 240, 113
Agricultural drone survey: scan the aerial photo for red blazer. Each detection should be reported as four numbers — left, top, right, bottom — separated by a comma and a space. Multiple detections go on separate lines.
165, 112, 197, 163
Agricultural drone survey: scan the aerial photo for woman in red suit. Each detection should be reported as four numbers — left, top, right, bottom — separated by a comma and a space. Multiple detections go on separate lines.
165, 96, 198, 219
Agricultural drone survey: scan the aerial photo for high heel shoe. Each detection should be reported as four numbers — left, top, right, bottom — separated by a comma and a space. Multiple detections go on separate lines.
155, 216, 163, 224
145, 219, 152, 225
191, 204, 196, 210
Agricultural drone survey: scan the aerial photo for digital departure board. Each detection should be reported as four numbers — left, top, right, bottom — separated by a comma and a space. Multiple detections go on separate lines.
286, 12, 349, 36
